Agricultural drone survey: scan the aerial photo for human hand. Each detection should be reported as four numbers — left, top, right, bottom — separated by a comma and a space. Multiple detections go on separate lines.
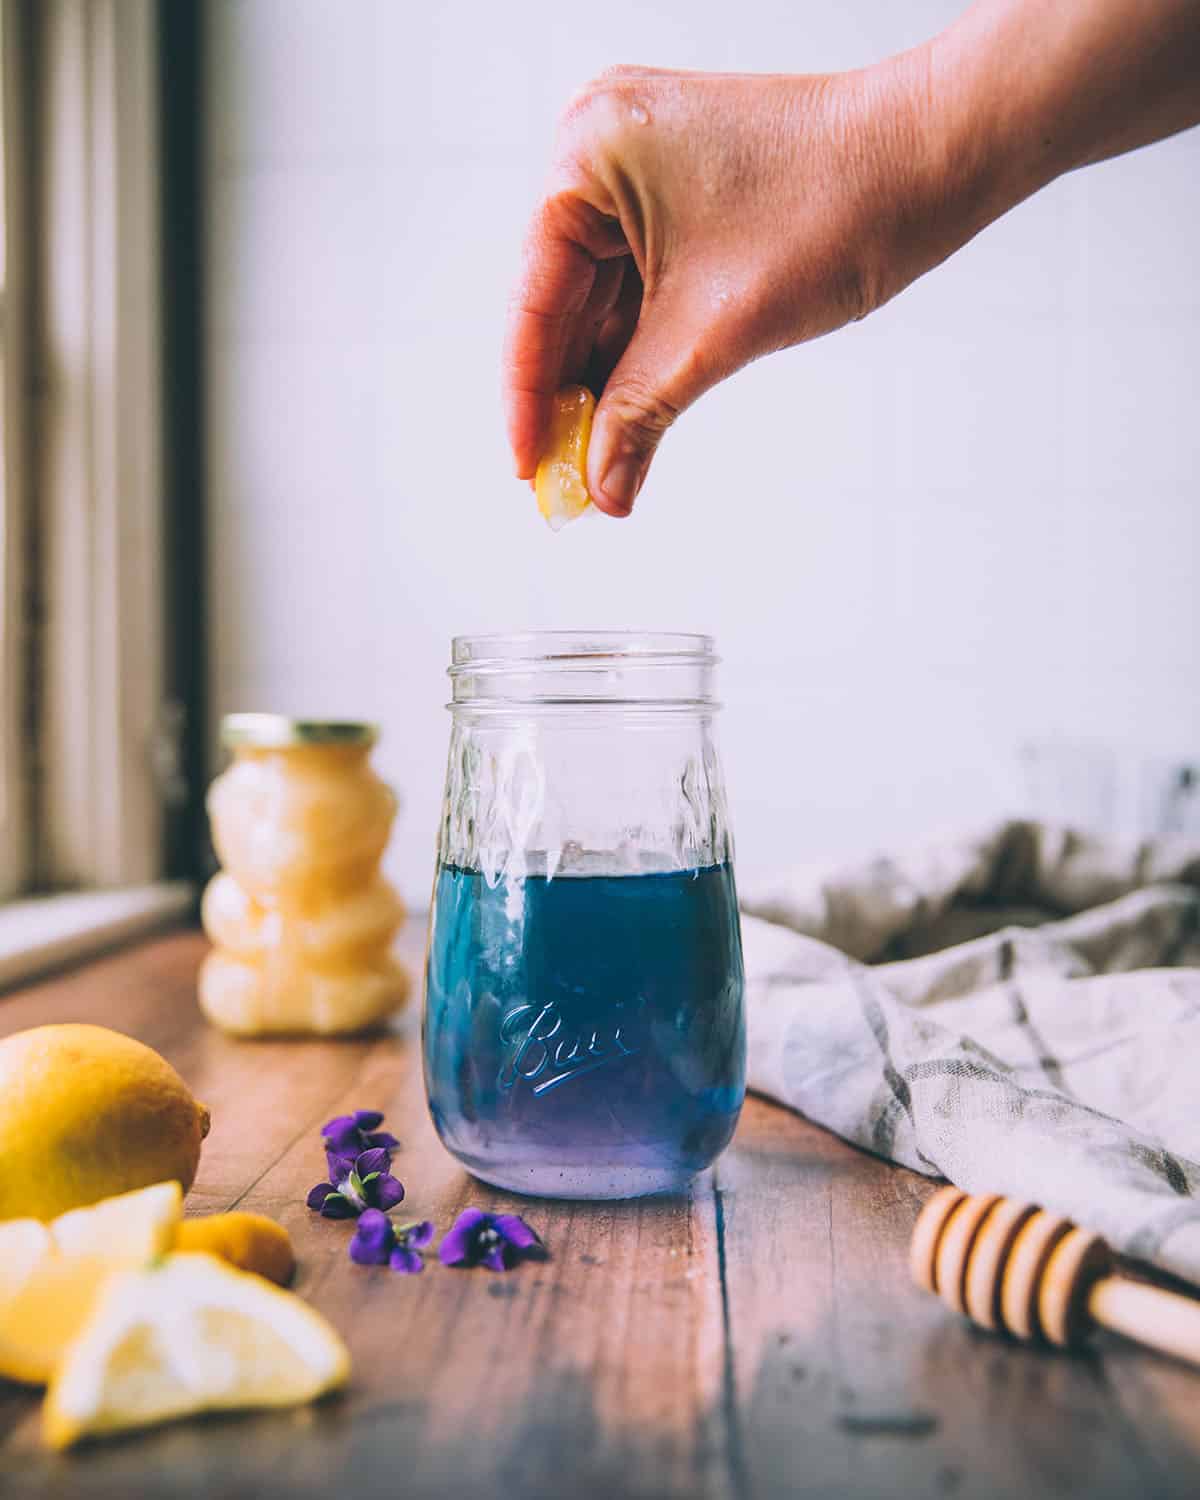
503, 62, 934, 516
503, 3, 1200, 519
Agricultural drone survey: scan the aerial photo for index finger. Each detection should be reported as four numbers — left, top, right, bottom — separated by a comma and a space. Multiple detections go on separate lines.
503, 193, 627, 479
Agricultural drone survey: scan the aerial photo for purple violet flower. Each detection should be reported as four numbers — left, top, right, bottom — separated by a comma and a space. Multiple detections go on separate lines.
438, 1208, 546, 1271
306, 1146, 405, 1220
321, 1109, 400, 1158
348, 1209, 435, 1273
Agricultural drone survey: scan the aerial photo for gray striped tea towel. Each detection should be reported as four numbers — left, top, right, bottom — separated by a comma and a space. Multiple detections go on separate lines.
739, 821, 1200, 1282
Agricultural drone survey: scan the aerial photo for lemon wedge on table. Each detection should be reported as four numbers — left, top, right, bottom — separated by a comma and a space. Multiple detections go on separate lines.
42, 1253, 350, 1450
175, 1211, 296, 1287
535, 384, 596, 530
0, 1182, 182, 1385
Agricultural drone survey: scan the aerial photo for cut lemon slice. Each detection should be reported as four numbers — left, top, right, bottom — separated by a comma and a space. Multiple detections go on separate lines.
43, 1252, 350, 1449
0, 1219, 53, 1383
50, 1181, 182, 1260
0, 1181, 182, 1385
535, 384, 595, 531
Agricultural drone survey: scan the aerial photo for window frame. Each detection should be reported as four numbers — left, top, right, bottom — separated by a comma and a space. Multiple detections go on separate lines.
0, 0, 196, 988
34, 0, 168, 889
0, 0, 30, 900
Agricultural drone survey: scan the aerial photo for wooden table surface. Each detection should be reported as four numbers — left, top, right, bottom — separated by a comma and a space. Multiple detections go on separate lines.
2, 928, 1199, 1500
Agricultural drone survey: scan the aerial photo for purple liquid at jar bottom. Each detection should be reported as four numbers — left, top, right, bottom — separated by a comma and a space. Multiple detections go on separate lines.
423, 862, 747, 1199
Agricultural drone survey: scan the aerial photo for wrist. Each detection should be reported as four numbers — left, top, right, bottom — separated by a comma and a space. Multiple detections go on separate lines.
848, 20, 1067, 314
917, 3, 1087, 238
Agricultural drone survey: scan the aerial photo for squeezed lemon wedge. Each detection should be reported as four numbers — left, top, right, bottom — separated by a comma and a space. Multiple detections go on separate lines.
42, 1252, 349, 1449
535, 384, 595, 530
0, 1182, 182, 1384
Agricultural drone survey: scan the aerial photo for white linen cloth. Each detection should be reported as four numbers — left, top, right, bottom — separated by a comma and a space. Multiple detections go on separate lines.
739, 821, 1200, 1282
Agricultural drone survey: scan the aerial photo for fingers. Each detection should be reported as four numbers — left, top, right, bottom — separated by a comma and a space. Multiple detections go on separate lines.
586, 294, 718, 517
503, 194, 627, 480
584, 263, 643, 396
562, 255, 630, 385
503, 244, 594, 481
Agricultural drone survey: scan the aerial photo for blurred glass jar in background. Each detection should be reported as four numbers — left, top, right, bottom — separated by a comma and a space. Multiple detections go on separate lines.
1020, 738, 1200, 838
199, 715, 410, 1036
424, 632, 746, 1200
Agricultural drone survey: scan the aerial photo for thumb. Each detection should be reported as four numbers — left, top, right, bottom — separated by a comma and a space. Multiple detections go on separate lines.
586, 308, 713, 517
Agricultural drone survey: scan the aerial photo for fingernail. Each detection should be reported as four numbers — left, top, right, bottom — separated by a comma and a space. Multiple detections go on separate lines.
599, 455, 643, 514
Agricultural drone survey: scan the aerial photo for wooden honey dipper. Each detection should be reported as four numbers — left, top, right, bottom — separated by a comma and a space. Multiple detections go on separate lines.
910, 1186, 1200, 1368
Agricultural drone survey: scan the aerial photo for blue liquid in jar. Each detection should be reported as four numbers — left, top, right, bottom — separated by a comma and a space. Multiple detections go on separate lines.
423, 861, 746, 1199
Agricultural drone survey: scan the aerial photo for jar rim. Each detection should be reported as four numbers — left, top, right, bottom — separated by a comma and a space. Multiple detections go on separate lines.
447, 632, 719, 709
449, 631, 717, 673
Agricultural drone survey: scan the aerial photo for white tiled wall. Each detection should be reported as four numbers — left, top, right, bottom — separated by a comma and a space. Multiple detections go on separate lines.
205, 0, 1200, 903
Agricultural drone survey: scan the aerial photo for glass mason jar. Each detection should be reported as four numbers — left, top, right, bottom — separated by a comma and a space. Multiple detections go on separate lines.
423, 632, 746, 1199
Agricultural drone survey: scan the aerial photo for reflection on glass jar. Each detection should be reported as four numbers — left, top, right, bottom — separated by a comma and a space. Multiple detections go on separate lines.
423, 633, 746, 1200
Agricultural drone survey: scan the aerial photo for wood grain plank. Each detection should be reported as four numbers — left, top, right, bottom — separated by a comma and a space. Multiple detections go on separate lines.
1098, 1325, 1200, 1499
714, 1110, 852, 1497
1, 930, 734, 1500
4, 929, 1200, 1500
716, 1099, 1178, 1500
831, 1164, 1158, 1499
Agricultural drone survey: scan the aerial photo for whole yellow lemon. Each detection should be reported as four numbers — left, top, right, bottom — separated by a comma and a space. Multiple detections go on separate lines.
0, 1025, 211, 1221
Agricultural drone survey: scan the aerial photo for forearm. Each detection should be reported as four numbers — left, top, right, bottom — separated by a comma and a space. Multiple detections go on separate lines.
504, 2, 1198, 501
865, 0, 1200, 307
941, 0, 1200, 181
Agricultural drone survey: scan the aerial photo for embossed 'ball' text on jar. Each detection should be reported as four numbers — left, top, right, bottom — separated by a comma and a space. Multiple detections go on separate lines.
423, 633, 747, 1199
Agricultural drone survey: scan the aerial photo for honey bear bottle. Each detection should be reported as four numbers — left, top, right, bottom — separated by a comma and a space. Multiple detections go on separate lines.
199, 716, 410, 1036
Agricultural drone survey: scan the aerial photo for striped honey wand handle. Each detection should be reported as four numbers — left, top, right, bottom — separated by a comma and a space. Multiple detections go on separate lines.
910, 1186, 1200, 1368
